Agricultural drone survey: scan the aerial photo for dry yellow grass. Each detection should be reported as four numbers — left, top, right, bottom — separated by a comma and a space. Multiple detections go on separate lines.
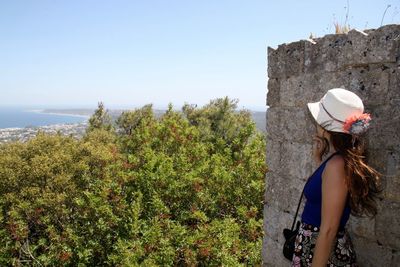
334, 22, 350, 34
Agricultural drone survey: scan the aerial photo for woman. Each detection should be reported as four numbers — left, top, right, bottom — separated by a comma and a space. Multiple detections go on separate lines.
291, 88, 381, 267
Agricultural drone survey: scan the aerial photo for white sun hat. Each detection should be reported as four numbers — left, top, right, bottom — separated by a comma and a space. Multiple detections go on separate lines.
307, 88, 370, 134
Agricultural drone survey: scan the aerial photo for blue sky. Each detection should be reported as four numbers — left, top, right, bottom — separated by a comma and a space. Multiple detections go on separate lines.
0, 0, 398, 111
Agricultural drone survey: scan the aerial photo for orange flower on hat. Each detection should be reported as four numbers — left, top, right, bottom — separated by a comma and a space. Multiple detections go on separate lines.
343, 113, 371, 135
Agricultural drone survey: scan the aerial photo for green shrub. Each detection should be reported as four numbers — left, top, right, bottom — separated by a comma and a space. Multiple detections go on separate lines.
0, 97, 266, 266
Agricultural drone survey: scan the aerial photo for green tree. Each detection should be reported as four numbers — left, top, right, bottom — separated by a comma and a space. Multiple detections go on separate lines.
113, 97, 267, 265
87, 102, 114, 132
0, 132, 126, 266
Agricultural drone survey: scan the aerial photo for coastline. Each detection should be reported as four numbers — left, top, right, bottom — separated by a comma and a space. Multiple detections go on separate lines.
27, 109, 91, 119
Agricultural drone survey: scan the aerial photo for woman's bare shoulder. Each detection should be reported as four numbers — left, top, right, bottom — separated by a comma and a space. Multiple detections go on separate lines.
326, 154, 345, 169
324, 154, 346, 183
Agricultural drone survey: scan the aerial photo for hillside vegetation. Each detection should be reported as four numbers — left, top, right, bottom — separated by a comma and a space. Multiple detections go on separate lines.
0, 97, 267, 266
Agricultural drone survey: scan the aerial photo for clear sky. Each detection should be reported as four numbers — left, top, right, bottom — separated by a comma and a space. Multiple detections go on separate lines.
0, 0, 398, 111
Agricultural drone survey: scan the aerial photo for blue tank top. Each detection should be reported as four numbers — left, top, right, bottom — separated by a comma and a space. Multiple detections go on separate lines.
301, 152, 351, 230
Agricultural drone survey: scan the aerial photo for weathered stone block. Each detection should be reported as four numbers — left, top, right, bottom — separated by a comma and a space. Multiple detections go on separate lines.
267, 47, 279, 79
280, 141, 313, 179
265, 171, 306, 214
373, 146, 400, 202
266, 106, 316, 143
366, 104, 400, 150
365, 148, 400, 202
262, 235, 290, 267
384, 174, 400, 204
279, 73, 321, 107
265, 107, 281, 141
267, 40, 305, 79
352, 236, 393, 267
338, 29, 369, 68
347, 216, 376, 241
307, 66, 391, 106
388, 68, 400, 104
317, 71, 348, 93
267, 78, 280, 107
263, 204, 293, 243
276, 107, 315, 143
304, 34, 348, 74
344, 67, 390, 106
265, 139, 281, 173
340, 25, 400, 67
375, 200, 400, 249
362, 24, 400, 63
363, 147, 386, 174
266, 109, 316, 144
391, 250, 400, 267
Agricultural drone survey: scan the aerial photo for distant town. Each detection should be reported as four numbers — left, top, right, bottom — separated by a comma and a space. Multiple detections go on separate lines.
0, 122, 88, 144
0, 109, 266, 144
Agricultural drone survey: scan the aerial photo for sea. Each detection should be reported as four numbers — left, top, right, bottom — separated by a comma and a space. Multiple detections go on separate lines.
0, 107, 88, 129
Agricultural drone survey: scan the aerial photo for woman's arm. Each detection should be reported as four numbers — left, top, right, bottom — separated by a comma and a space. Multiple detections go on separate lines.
311, 155, 348, 267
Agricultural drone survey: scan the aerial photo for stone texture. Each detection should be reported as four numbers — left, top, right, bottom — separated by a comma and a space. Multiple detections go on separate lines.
384, 149, 400, 202
262, 235, 290, 267
391, 250, 400, 267
344, 67, 391, 106
264, 24, 400, 267
279, 141, 313, 179
265, 107, 315, 143
265, 140, 281, 173
279, 73, 321, 107
268, 41, 305, 79
341, 25, 400, 66
266, 78, 280, 107
347, 216, 376, 241
367, 103, 400, 150
304, 33, 348, 74
375, 200, 400, 249
265, 171, 305, 214
388, 67, 400, 106
265, 107, 281, 141
263, 204, 294, 243
352, 236, 393, 267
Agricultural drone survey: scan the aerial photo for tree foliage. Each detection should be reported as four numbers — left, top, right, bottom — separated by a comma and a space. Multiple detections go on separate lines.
87, 102, 114, 133
0, 97, 267, 266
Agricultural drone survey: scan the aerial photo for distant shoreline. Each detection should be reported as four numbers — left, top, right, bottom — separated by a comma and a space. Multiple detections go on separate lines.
18, 108, 266, 133
28, 109, 91, 119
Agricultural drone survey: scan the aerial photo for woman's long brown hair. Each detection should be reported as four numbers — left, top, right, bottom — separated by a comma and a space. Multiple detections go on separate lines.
327, 132, 382, 217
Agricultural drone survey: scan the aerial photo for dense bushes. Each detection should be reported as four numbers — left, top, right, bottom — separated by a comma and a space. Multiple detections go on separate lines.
0, 97, 267, 266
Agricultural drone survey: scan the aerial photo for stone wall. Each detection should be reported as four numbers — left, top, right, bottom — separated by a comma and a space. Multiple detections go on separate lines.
263, 24, 400, 267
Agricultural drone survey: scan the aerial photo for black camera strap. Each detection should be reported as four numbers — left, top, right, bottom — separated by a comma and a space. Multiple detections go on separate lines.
290, 190, 304, 231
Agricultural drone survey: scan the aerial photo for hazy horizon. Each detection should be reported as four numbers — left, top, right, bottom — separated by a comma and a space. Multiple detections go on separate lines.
0, 101, 268, 112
